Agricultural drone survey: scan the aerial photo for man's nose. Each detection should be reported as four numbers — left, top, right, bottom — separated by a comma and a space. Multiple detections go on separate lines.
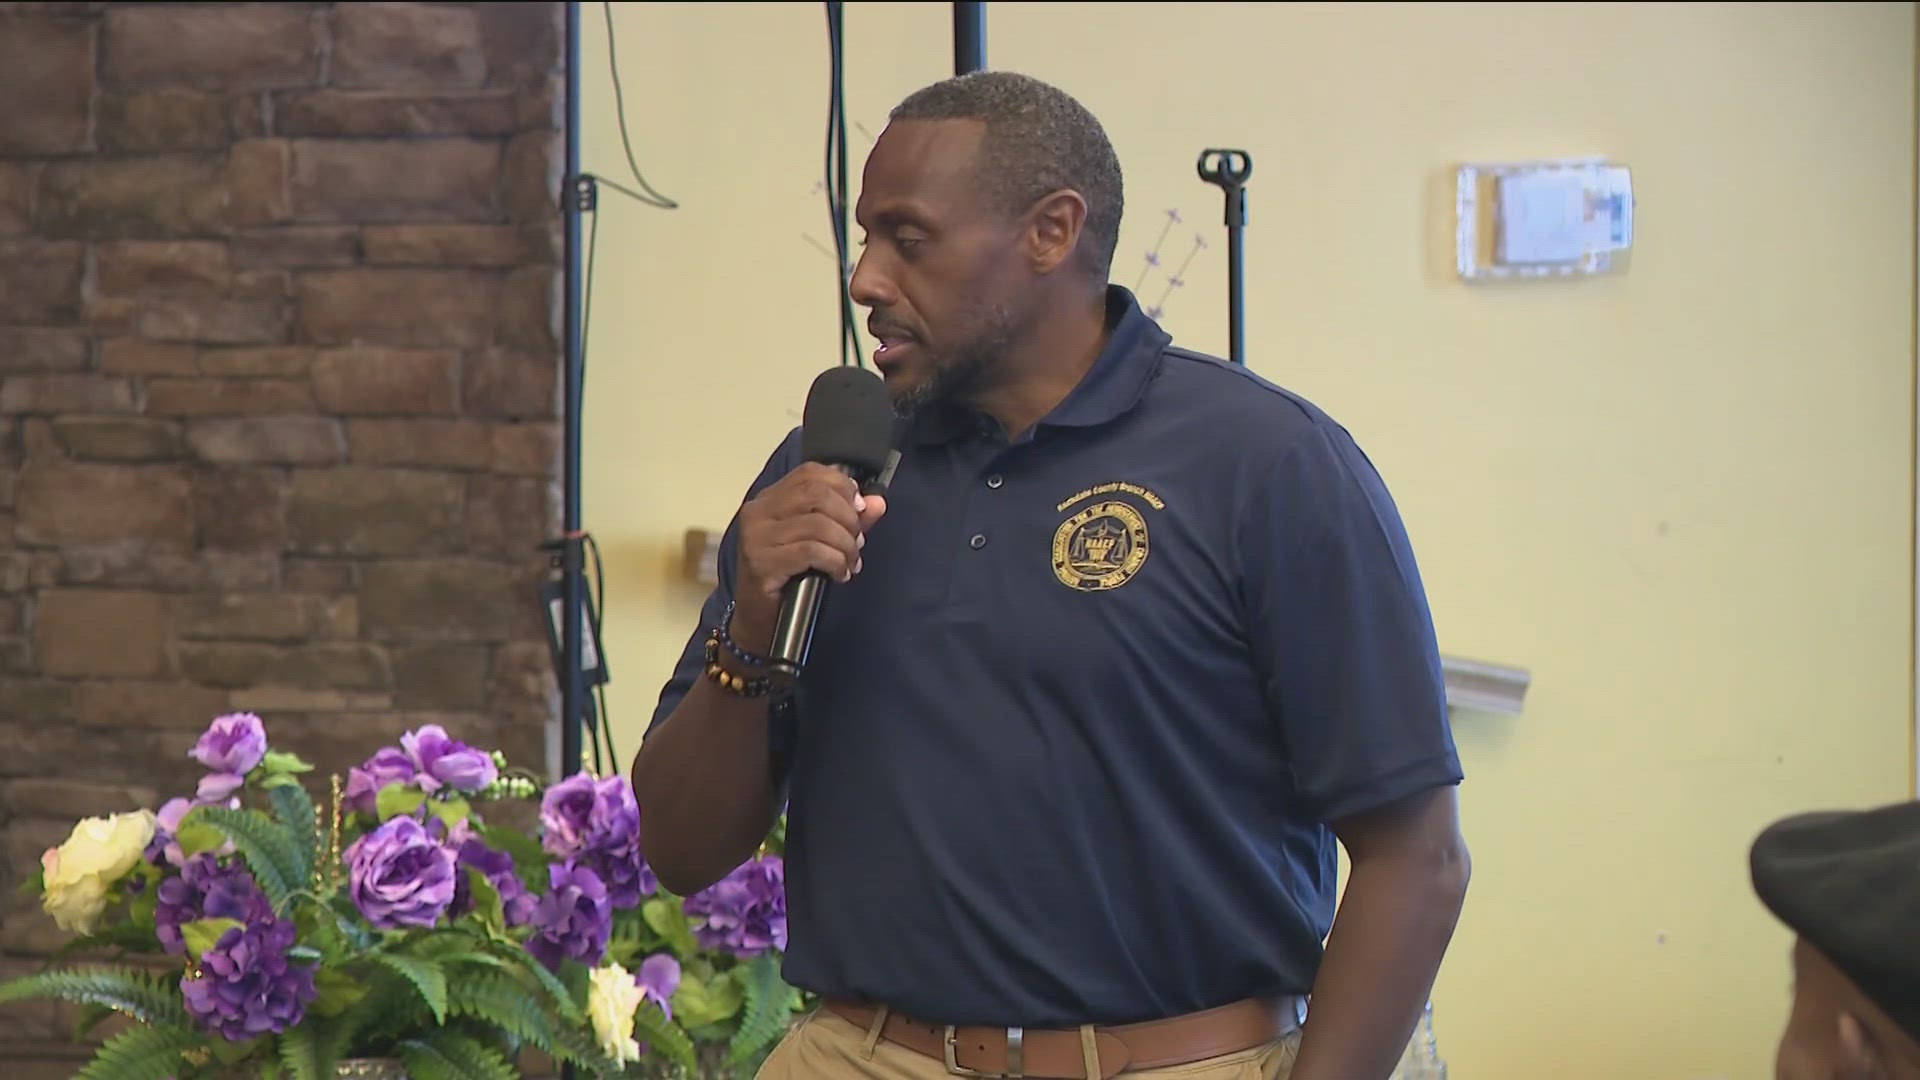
847, 248, 895, 309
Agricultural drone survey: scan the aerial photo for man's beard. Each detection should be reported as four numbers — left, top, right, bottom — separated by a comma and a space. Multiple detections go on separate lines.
890, 302, 1019, 420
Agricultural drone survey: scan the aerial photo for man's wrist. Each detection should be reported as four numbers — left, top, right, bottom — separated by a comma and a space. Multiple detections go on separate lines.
719, 601, 776, 669
721, 595, 775, 657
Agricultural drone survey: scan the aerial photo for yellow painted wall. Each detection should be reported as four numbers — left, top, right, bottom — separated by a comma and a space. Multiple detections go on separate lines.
580, 3, 1916, 1076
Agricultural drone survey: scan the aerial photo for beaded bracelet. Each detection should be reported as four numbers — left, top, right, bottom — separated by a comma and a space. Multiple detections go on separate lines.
703, 602, 778, 699
704, 635, 776, 698
715, 602, 775, 669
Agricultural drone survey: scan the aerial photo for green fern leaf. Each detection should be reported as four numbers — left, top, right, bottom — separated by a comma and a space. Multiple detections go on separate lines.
365, 952, 448, 1025
448, 969, 617, 1071
634, 999, 700, 1072
0, 965, 189, 1027
75, 1023, 204, 1080
416, 1029, 519, 1080
727, 952, 792, 1066
484, 940, 583, 1020
326, 969, 425, 1061
396, 1039, 463, 1080
267, 778, 319, 890
279, 1022, 336, 1080
187, 806, 301, 906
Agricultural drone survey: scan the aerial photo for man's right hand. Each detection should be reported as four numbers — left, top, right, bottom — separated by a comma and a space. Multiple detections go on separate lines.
729, 462, 888, 653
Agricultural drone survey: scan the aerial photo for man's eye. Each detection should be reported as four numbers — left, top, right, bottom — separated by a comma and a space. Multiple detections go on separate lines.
897, 235, 924, 250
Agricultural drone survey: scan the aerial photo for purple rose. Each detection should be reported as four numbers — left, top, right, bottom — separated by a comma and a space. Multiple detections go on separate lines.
180, 918, 316, 1042
539, 773, 600, 858
456, 838, 537, 927
343, 747, 417, 816
400, 725, 497, 794
344, 816, 457, 930
190, 713, 267, 777
637, 953, 681, 1020
683, 856, 787, 958
540, 774, 650, 909
526, 862, 612, 972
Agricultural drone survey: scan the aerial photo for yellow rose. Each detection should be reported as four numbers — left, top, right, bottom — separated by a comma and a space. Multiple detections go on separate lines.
40, 810, 157, 934
588, 961, 645, 1065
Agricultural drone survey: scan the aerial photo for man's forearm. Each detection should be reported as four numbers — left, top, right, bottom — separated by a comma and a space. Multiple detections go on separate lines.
1289, 837, 1470, 1079
630, 677, 780, 896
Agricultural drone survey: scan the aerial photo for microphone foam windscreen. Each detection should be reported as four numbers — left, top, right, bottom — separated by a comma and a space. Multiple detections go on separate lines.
800, 365, 895, 476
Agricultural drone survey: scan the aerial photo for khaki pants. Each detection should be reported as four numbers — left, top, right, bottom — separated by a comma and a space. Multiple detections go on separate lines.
756, 1007, 1301, 1080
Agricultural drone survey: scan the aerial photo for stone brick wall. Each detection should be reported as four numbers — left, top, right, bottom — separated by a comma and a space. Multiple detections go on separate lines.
0, 4, 564, 1071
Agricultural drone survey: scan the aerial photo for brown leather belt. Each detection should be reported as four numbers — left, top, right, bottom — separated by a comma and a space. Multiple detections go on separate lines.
823, 995, 1306, 1079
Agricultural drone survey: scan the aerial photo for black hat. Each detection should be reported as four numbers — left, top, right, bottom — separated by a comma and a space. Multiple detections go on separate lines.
1751, 800, 1920, 1044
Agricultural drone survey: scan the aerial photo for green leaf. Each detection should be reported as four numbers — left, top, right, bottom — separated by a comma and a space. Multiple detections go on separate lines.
323, 968, 427, 1063
180, 917, 243, 960
446, 969, 613, 1071
671, 968, 744, 1029
309, 965, 365, 1019
427, 795, 470, 831
366, 951, 448, 1025
70, 1002, 115, 1041
260, 749, 316, 776
209, 1033, 267, 1065
474, 823, 549, 892
287, 945, 323, 963
17, 868, 44, 894
642, 896, 699, 961
462, 865, 505, 932
376, 785, 427, 822
0, 965, 190, 1027
174, 817, 226, 858
268, 779, 318, 891
634, 998, 700, 1072
184, 806, 302, 907
727, 951, 794, 1065
472, 935, 582, 1020
75, 1023, 205, 1080
408, 1030, 518, 1080
279, 1022, 334, 1080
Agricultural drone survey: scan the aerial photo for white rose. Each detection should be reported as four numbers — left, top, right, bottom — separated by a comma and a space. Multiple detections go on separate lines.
588, 961, 646, 1065
41, 810, 156, 934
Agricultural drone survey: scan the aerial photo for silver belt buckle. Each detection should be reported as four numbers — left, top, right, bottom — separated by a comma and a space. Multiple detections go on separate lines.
943, 1025, 1025, 1078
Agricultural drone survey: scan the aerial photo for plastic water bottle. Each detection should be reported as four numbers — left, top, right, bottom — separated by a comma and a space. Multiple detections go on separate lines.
1389, 1000, 1448, 1080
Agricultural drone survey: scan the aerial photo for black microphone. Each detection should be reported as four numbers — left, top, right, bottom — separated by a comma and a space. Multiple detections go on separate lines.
765, 365, 896, 682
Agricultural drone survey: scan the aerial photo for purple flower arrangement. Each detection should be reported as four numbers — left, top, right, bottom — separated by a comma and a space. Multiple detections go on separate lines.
2, 711, 803, 1078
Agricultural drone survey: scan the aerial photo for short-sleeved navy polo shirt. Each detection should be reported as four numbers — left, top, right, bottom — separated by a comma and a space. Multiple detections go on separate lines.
649, 286, 1462, 1029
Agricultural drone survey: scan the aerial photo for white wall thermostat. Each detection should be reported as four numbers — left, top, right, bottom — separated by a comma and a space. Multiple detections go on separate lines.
1456, 159, 1634, 281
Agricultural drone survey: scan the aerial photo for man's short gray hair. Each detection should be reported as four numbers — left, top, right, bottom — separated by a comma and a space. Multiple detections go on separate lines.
890, 71, 1124, 279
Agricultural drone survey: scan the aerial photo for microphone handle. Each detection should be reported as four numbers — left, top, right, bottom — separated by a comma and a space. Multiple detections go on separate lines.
766, 569, 829, 680
765, 458, 870, 681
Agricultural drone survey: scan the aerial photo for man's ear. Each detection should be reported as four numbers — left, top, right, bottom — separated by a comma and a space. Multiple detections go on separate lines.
1026, 190, 1088, 275
1838, 1012, 1886, 1079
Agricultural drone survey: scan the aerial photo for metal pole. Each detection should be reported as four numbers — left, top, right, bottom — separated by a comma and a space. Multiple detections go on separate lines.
560, 0, 586, 782
954, 2, 985, 74
1226, 202, 1244, 365
1197, 148, 1252, 365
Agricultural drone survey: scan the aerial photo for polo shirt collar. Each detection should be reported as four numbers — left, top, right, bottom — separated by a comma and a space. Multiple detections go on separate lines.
909, 285, 1169, 446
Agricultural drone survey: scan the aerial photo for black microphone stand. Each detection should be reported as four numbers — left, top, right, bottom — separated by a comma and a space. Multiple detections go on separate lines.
557, 2, 588, 782
1197, 149, 1252, 365
954, 2, 985, 73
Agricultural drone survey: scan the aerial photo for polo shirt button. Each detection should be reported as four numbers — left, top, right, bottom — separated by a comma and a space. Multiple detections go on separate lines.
986, 474, 1003, 489
969, 533, 987, 550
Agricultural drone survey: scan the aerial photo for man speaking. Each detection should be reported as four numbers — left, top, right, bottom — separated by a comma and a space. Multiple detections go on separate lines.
634, 71, 1470, 1080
